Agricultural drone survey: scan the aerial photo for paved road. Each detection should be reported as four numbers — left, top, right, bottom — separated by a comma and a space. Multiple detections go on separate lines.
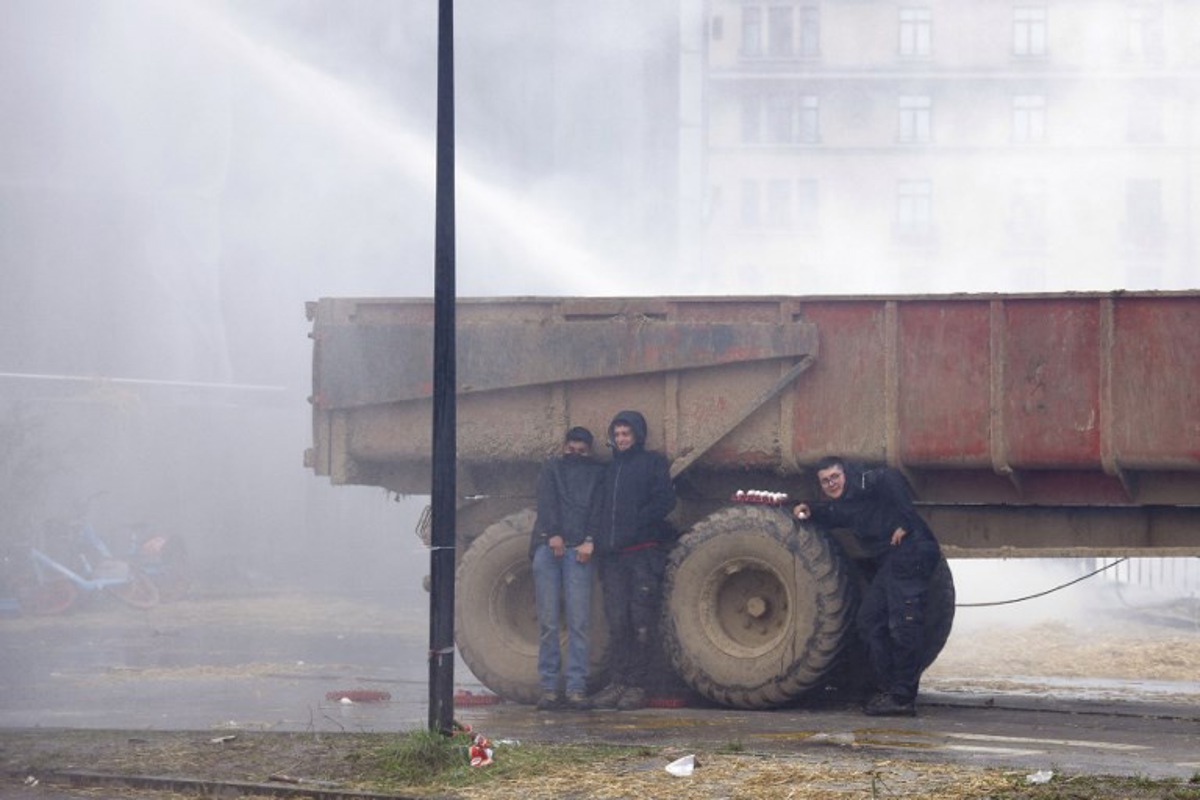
2, 592, 1197, 782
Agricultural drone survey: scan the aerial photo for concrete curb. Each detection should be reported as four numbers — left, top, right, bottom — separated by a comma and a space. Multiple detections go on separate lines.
922, 691, 1200, 722
49, 770, 423, 800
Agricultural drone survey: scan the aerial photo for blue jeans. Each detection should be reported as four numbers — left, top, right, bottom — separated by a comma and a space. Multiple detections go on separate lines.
532, 544, 594, 694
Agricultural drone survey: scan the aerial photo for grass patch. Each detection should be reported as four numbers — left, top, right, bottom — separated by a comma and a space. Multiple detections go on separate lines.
363, 729, 647, 794
369, 728, 464, 786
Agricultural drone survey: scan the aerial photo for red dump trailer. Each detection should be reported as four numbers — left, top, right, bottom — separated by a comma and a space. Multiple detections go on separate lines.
306, 292, 1200, 707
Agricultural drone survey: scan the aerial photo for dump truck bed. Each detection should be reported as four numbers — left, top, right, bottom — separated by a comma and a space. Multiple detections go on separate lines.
307, 292, 1200, 555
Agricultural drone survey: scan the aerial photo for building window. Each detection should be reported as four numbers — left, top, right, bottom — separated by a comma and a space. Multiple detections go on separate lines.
746, 93, 819, 145
899, 8, 932, 58
740, 178, 820, 231
799, 6, 820, 57
898, 95, 932, 143
1125, 179, 1164, 250
796, 179, 820, 231
711, 15, 724, 41
766, 179, 792, 228
741, 95, 763, 144
742, 7, 763, 57
703, 185, 722, 224
742, 5, 808, 60
896, 180, 933, 238
741, 179, 761, 228
1012, 94, 1046, 143
798, 95, 820, 143
1127, 91, 1164, 143
1126, 2, 1164, 60
1008, 179, 1047, 248
768, 6, 795, 58
766, 93, 795, 143
1013, 6, 1047, 57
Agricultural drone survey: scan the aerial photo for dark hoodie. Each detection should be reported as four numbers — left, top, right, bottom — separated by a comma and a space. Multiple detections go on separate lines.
592, 410, 677, 554
529, 446, 605, 558
805, 463, 935, 559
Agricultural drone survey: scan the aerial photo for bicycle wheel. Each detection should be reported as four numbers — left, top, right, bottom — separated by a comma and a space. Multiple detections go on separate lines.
18, 576, 79, 615
106, 566, 160, 609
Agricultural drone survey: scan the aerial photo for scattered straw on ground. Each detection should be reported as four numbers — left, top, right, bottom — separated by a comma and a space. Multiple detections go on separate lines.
409, 750, 1014, 800
0, 731, 1022, 800
927, 619, 1200, 683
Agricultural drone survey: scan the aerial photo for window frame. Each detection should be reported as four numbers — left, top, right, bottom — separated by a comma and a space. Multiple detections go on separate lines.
899, 7, 933, 58
898, 94, 933, 144
1013, 6, 1048, 58
1012, 94, 1047, 143
896, 179, 934, 239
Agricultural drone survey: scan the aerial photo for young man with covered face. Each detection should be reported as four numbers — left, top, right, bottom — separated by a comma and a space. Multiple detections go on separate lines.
530, 426, 605, 711
792, 456, 943, 717
589, 410, 677, 711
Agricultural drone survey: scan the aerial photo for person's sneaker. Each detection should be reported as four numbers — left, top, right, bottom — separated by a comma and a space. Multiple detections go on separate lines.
563, 690, 591, 711
536, 690, 562, 711
863, 691, 889, 712
863, 693, 916, 717
589, 683, 625, 709
615, 686, 646, 711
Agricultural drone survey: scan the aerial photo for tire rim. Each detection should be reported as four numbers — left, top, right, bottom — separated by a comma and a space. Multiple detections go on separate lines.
697, 556, 792, 658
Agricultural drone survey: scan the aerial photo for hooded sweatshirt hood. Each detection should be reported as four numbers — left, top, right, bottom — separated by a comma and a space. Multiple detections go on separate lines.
838, 460, 868, 500
608, 409, 648, 453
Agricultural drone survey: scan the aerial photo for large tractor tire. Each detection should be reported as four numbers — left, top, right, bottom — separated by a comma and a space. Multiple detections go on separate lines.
662, 506, 857, 709
923, 556, 957, 669
831, 554, 957, 699
455, 509, 608, 704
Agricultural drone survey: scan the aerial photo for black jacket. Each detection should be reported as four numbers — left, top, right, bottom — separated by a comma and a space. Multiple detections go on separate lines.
593, 410, 677, 554
805, 464, 936, 559
530, 453, 606, 558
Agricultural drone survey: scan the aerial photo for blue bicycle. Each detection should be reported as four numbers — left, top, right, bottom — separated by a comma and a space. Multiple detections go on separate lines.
2, 519, 161, 615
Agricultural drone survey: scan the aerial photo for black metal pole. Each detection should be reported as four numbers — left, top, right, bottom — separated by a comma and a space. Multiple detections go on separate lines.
428, 0, 457, 736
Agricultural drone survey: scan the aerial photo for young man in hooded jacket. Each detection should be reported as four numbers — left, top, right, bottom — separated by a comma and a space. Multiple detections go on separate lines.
589, 410, 677, 711
792, 455, 943, 717
530, 426, 605, 710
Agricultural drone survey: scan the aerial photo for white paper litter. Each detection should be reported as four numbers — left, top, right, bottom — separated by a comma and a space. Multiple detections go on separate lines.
1026, 769, 1054, 784
665, 754, 695, 777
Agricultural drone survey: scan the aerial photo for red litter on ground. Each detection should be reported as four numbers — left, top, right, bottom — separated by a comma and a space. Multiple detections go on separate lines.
468, 733, 494, 767
325, 689, 392, 703
454, 689, 501, 706
647, 696, 689, 709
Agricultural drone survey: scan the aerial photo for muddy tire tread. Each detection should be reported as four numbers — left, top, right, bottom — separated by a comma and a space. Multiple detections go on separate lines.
662, 506, 856, 709
455, 509, 540, 705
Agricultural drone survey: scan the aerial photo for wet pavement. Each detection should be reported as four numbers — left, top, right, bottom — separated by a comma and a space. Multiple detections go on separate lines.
2, 591, 1198, 782
0, 592, 433, 732
454, 692, 1200, 780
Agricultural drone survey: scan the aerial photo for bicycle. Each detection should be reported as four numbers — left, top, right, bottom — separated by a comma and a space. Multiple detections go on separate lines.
122, 522, 192, 603
1, 518, 161, 615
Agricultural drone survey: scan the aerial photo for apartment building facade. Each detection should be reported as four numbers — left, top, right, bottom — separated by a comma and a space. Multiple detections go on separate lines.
680, 1, 1200, 291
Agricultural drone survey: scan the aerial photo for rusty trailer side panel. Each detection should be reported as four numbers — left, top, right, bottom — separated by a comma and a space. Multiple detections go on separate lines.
789, 295, 1200, 505
306, 292, 1200, 556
